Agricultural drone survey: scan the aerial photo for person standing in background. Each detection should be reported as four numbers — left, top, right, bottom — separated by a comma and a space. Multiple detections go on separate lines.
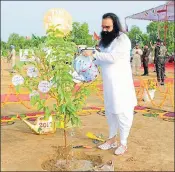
7, 45, 16, 73
141, 44, 151, 76
155, 40, 167, 85
150, 41, 156, 72
161, 42, 167, 77
131, 43, 143, 76
130, 49, 133, 63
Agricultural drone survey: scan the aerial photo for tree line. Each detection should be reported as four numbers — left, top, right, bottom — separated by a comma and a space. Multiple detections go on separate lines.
127, 21, 174, 53
1, 21, 174, 57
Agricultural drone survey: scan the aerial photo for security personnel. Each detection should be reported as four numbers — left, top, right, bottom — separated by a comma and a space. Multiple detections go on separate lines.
141, 44, 150, 76
155, 39, 167, 85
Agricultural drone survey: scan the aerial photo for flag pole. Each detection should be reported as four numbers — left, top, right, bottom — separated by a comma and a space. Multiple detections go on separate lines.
164, 5, 168, 45
125, 17, 128, 32
157, 14, 160, 39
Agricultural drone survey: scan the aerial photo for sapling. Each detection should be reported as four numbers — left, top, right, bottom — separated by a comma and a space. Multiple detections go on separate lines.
13, 26, 97, 164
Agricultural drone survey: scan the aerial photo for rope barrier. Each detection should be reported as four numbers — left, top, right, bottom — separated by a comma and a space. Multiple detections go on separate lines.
1, 79, 173, 110
136, 79, 174, 109
1, 103, 173, 124
1, 78, 174, 125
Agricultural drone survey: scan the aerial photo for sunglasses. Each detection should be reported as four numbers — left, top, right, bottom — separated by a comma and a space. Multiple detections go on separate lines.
101, 25, 112, 29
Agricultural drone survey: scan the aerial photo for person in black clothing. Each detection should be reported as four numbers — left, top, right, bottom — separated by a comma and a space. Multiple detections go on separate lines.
141, 44, 150, 76
154, 39, 167, 85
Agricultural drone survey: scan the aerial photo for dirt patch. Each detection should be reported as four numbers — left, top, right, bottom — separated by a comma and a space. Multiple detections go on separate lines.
1, 59, 174, 171
41, 146, 102, 171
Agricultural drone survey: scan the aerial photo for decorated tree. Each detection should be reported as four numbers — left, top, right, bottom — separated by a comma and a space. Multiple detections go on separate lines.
13, 26, 94, 163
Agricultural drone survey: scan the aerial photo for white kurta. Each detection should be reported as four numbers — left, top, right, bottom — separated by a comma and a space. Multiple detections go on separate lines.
132, 48, 143, 67
94, 33, 137, 114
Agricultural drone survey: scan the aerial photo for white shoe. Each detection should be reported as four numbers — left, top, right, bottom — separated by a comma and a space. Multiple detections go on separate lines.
114, 145, 127, 155
98, 142, 118, 150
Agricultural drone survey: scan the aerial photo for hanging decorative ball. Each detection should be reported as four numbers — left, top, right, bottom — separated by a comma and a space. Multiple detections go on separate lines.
43, 8, 72, 37
73, 55, 99, 83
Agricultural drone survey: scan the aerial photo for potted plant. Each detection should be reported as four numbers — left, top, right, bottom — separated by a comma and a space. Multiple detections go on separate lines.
143, 79, 156, 102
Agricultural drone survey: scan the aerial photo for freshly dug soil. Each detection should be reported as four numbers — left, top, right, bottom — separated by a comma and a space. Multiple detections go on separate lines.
41, 146, 102, 171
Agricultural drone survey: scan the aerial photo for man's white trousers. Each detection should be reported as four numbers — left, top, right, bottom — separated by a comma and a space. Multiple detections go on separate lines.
106, 108, 134, 146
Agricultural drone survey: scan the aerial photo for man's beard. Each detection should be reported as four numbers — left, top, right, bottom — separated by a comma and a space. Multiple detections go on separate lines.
100, 30, 117, 48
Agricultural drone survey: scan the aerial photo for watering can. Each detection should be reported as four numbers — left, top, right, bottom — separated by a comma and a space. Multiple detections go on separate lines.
17, 114, 78, 135
73, 55, 99, 83
17, 115, 56, 135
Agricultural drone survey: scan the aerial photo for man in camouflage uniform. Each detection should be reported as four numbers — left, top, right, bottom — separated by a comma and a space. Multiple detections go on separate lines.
155, 40, 167, 85
150, 41, 157, 72
141, 44, 151, 76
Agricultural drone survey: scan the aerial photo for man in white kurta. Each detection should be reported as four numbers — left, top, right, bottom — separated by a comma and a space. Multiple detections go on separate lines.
83, 13, 137, 155
132, 44, 143, 75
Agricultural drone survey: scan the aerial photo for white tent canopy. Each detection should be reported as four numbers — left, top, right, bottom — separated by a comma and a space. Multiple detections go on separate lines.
125, 1, 174, 22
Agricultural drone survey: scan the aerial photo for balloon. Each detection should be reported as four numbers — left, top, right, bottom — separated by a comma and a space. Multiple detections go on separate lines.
43, 8, 72, 36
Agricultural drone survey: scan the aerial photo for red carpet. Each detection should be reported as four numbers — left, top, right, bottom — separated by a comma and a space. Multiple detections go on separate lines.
142, 62, 174, 71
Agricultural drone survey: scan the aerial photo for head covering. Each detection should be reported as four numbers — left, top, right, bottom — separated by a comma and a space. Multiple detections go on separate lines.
136, 43, 139, 46
156, 39, 161, 43
10, 45, 15, 49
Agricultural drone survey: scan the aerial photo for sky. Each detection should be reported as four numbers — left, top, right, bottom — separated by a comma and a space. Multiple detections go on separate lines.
1, 1, 166, 42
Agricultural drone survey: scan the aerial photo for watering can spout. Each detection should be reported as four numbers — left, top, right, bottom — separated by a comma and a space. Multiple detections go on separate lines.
17, 115, 40, 134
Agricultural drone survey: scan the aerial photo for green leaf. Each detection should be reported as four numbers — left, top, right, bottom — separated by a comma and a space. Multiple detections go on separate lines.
70, 118, 75, 126
14, 61, 25, 70
55, 121, 63, 128
53, 104, 57, 111
30, 96, 35, 106
37, 103, 43, 111
60, 104, 66, 114
40, 99, 46, 106
44, 107, 50, 120
15, 85, 20, 93
30, 95, 40, 106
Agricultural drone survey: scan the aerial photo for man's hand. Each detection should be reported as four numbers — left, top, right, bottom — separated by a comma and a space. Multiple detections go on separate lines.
144, 57, 149, 62
82, 50, 93, 57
